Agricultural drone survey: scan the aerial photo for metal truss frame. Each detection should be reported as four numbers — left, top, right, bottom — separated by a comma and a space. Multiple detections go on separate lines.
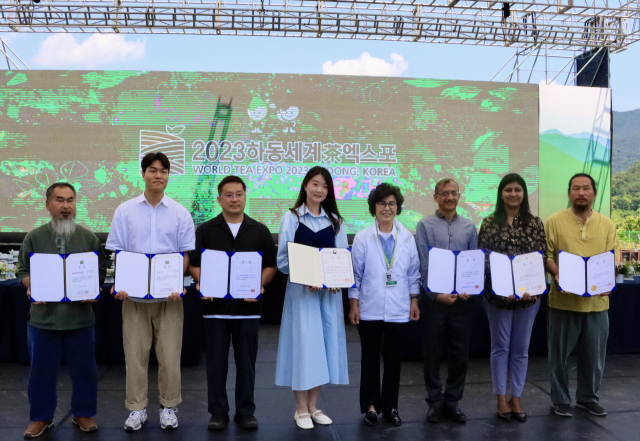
0, 0, 637, 53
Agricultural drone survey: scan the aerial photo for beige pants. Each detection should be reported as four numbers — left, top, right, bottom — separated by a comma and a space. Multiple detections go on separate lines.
122, 299, 184, 411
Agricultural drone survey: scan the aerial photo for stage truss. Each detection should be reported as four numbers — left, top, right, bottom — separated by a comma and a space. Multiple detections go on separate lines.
0, 0, 638, 82
0, 0, 637, 50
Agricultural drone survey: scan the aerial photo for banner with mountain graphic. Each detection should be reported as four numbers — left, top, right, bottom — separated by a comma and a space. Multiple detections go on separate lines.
539, 85, 612, 220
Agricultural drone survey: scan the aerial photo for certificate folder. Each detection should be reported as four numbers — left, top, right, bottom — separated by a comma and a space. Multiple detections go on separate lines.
287, 242, 356, 289
29, 252, 100, 302
199, 249, 263, 299
426, 248, 485, 295
559, 250, 616, 296
114, 250, 184, 299
489, 251, 547, 298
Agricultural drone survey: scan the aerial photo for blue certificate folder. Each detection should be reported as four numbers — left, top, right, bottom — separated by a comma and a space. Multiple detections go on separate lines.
286, 242, 356, 289
114, 250, 184, 299
426, 248, 485, 295
199, 249, 263, 299
558, 250, 616, 297
489, 251, 547, 298
29, 251, 100, 302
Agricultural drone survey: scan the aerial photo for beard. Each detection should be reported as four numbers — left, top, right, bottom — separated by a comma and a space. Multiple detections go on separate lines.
572, 201, 590, 213
51, 215, 77, 243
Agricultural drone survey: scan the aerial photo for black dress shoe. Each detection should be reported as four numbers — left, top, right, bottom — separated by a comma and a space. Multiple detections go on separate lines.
497, 411, 512, 422
384, 409, 402, 426
234, 414, 258, 430
427, 406, 443, 423
208, 415, 229, 430
511, 411, 527, 423
364, 411, 377, 426
443, 404, 467, 423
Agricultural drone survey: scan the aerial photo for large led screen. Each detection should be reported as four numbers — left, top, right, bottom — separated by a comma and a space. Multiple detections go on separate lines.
0, 71, 539, 233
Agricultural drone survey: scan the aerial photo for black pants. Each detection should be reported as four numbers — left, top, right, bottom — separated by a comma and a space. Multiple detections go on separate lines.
205, 318, 260, 417
357, 320, 408, 415
420, 293, 473, 408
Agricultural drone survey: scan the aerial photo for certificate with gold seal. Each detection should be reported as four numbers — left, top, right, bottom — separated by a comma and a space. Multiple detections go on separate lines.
559, 250, 616, 296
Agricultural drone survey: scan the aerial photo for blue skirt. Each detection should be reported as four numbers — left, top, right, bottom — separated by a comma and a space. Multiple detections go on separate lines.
275, 281, 349, 391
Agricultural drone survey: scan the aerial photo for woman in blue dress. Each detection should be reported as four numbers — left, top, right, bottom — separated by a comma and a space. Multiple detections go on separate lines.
275, 166, 349, 429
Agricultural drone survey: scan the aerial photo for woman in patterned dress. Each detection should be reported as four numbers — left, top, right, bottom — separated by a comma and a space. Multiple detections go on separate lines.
478, 173, 547, 423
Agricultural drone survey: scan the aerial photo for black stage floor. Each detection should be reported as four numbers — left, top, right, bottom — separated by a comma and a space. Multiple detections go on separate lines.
1, 324, 639, 441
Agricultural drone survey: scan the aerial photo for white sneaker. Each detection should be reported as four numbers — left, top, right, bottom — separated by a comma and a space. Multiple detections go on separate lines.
160, 407, 179, 430
311, 410, 333, 425
124, 409, 147, 431
294, 411, 314, 429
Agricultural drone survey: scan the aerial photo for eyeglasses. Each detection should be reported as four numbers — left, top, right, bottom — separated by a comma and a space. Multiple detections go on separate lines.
436, 191, 459, 197
377, 201, 398, 209
222, 193, 246, 199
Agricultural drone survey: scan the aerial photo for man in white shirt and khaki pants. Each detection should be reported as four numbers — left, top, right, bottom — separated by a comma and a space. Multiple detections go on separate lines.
106, 152, 195, 432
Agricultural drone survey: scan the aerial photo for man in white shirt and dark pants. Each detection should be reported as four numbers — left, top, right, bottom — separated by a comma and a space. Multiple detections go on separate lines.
106, 152, 195, 432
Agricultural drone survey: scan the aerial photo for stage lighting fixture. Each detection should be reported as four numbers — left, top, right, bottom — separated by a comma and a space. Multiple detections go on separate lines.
502, 3, 511, 19
32, 0, 41, 3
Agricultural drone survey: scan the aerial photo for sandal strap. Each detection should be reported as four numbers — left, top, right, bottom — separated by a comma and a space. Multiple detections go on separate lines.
297, 413, 311, 418
311, 410, 324, 416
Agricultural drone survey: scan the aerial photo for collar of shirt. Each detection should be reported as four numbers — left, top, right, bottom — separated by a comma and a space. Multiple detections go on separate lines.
435, 210, 458, 221
210, 212, 256, 226
136, 192, 169, 207
374, 219, 397, 237
297, 203, 328, 219
570, 208, 594, 227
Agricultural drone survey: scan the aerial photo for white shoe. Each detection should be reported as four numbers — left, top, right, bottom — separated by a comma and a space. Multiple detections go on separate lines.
311, 410, 333, 425
160, 407, 179, 430
124, 409, 147, 431
294, 411, 314, 429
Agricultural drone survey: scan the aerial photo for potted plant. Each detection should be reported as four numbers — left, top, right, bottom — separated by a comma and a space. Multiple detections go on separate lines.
617, 261, 631, 283
105, 268, 115, 283
0, 262, 7, 281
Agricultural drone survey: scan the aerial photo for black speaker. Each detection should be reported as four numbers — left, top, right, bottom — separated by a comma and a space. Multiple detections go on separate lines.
575, 48, 610, 88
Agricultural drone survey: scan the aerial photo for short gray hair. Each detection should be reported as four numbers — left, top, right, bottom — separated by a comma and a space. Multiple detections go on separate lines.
434, 178, 460, 194
46, 182, 77, 201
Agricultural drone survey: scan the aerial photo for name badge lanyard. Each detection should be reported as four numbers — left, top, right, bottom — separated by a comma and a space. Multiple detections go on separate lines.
376, 223, 398, 271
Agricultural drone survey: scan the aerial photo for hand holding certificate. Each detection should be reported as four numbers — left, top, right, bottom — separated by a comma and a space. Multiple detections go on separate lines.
29, 252, 100, 302
114, 251, 184, 299
287, 242, 355, 289
199, 249, 263, 299
558, 250, 615, 296
426, 248, 485, 295
489, 251, 546, 298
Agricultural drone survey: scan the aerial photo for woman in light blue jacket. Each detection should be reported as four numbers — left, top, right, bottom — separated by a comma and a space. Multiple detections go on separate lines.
348, 183, 421, 427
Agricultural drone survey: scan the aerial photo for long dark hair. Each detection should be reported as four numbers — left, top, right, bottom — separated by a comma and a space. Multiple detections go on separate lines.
493, 173, 532, 226
291, 166, 343, 235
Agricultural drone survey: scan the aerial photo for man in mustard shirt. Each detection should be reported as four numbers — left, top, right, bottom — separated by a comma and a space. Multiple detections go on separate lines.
544, 173, 619, 418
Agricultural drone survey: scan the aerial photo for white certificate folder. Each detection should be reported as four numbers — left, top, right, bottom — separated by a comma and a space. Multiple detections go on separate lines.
559, 250, 616, 296
114, 250, 184, 299
29, 252, 100, 302
489, 251, 547, 298
199, 249, 263, 299
426, 248, 485, 295
287, 242, 356, 289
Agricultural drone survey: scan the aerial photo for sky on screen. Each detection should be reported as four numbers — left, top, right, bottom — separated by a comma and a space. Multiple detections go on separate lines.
1, 32, 638, 111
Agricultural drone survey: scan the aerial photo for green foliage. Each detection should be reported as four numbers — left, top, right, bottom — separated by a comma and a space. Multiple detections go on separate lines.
612, 109, 640, 174
618, 261, 632, 277
612, 156, 640, 244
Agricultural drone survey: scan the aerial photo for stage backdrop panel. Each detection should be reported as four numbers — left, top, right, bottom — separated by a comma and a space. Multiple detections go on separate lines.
539, 85, 612, 220
0, 71, 538, 233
